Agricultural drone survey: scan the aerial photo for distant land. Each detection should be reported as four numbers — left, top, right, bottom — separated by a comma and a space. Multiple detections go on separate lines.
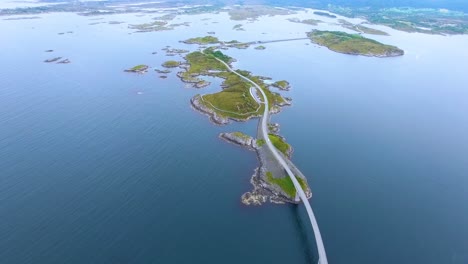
308, 30, 404, 57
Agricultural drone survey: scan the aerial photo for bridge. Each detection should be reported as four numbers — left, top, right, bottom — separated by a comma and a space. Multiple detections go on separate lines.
215, 37, 310, 48
214, 58, 329, 264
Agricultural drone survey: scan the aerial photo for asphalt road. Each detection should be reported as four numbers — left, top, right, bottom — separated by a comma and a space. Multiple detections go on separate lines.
215, 57, 329, 264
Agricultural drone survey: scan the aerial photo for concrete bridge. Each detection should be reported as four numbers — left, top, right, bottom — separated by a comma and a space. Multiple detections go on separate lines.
214, 58, 329, 264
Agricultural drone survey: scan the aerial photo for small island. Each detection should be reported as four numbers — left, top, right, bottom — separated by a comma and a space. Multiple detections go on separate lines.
313, 11, 337, 18
162, 60, 181, 68
254, 45, 266, 50
288, 18, 322, 26
338, 19, 389, 36
124, 64, 149, 73
271, 80, 290, 91
307, 30, 404, 57
44, 57, 62, 63
182, 36, 220, 44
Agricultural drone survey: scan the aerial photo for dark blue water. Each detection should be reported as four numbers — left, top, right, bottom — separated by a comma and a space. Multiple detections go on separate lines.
1, 12, 468, 264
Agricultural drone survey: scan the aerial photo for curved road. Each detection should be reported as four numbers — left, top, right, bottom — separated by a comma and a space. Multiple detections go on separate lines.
215, 57, 329, 264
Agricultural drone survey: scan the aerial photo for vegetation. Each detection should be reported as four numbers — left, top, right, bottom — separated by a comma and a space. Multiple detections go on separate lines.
268, 134, 291, 156
125, 64, 149, 72
254, 45, 266, 50
183, 36, 220, 44
308, 30, 404, 57
266, 172, 307, 197
128, 21, 183, 32
257, 139, 266, 147
313, 11, 337, 18
233, 24, 244, 31
162, 60, 180, 68
204, 48, 232, 63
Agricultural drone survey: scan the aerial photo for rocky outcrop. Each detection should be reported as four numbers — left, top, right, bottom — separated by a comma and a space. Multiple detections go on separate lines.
219, 132, 255, 149
44, 57, 62, 63
218, 131, 309, 206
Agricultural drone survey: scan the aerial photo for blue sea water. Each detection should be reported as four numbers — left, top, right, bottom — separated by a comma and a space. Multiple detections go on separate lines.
1, 11, 467, 264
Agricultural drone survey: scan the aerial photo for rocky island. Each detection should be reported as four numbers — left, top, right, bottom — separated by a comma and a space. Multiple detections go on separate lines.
219, 131, 310, 205
124, 64, 149, 73
307, 30, 404, 57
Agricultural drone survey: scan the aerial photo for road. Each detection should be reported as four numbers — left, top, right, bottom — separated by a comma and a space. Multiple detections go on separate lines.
215, 57, 329, 264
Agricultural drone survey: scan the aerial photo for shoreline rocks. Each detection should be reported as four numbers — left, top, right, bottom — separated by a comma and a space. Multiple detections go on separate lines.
191, 95, 229, 125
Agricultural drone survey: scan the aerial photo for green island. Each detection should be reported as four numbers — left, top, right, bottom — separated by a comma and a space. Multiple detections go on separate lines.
162, 60, 181, 68
313, 11, 337, 18
254, 45, 266, 50
288, 18, 323, 25
182, 36, 220, 44
338, 19, 389, 35
266, 172, 307, 197
124, 64, 149, 73
268, 134, 292, 157
307, 30, 404, 57
176, 49, 287, 123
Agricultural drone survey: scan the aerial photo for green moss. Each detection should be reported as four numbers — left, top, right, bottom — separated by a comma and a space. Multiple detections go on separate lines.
308, 30, 403, 56
183, 36, 220, 44
268, 134, 291, 156
232, 131, 251, 140
129, 64, 148, 71
162, 60, 180, 68
257, 139, 266, 147
203, 48, 232, 63
266, 172, 307, 198
179, 51, 287, 120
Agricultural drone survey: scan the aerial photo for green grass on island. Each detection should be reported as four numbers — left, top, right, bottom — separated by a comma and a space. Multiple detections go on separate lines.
183, 36, 220, 44
130, 65, 147, 71
125, 64, 149, 72
179, 50, 288, 121
266, 172, 307, 198
257, 139, 266, 147
288, 18, 322, 26
268, 134, 291, 156
272, 80, 289, 90
162, 60, 180, 68
232, 132, 251, 140
308, 30, 404, 57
